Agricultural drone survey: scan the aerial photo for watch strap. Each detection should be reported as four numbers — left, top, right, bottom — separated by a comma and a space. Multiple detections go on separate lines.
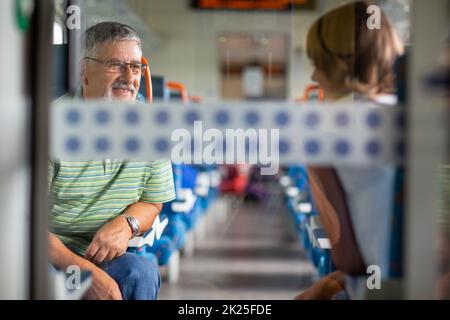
122, 214, 140, 238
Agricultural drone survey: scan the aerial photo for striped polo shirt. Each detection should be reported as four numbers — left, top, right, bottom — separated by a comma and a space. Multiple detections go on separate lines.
50, 87, 175, 256
49, 158, 175, 257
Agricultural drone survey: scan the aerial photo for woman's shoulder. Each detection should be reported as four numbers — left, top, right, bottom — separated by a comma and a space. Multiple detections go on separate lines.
352, 93, 398, 106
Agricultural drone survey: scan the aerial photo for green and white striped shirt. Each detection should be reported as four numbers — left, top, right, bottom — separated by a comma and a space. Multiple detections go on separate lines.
49, 159, 175, 256
50, 88, 175, 256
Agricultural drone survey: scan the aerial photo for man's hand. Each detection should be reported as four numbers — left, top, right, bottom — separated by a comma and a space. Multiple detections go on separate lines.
84, 267, 123, 300
85, 215, 132, 265
294, 278, 343, 300
294, 271, 345, 300
49, 232, 123, 300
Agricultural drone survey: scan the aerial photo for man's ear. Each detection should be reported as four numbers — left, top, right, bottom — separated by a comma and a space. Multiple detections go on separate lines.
80, 59, 88, 86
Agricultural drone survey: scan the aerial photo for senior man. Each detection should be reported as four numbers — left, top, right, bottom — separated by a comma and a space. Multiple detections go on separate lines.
48, 22, 175, 300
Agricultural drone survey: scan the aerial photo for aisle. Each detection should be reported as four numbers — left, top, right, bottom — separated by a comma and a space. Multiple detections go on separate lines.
159, 189, 315, 300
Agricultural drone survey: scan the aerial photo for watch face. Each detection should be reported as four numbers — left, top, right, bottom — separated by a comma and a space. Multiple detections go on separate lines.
131, 220, 139, 232
127, 216, 139, 236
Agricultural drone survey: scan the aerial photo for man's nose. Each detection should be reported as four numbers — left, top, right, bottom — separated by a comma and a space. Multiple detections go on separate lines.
121, 64, 134, 83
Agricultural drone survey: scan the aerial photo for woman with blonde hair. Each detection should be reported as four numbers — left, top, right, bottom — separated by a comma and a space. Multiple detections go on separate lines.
307, 1, 403, 101
296, 1, 405, 299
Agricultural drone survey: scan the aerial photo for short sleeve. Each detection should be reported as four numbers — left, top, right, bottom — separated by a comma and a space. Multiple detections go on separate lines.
336, 165, 395, 273
48, 159, 58, 190
140, 159, 176, 203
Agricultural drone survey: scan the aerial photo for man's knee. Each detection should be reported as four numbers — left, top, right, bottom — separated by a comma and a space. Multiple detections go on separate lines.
129, 255, 161, 296
106, 253, 161, 300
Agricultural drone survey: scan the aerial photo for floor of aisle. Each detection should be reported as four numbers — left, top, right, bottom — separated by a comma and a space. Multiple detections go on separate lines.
159, 186, 315, 300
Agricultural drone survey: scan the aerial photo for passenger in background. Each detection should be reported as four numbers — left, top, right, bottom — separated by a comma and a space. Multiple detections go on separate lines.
295, 1, 404, 299
48, 22, 176, 300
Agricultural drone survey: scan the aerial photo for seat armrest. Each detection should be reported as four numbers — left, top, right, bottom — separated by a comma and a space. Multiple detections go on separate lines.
50, 268, 92, 300
172, 189, 196, 212
306, 216, 331, 249
172, 201, 192, 213
279, 175, 292, 188
296, 201, 312, 214
128, 216, 168, 248
285, 186, 299, 198
313, 228, 331, 249
195, 173, 210, 196
210, 171, 222, 187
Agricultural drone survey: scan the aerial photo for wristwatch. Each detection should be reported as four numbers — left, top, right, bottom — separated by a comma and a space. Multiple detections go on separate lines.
122, 214, 140, 238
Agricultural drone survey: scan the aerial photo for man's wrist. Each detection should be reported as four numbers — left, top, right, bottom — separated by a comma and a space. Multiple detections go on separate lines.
121, 214, 140, 239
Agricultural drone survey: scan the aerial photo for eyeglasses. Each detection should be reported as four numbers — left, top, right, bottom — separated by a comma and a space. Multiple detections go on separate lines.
85, 57, 147, 74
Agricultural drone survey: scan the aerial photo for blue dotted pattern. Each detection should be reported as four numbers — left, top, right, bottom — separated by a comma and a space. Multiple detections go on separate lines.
66, 110, 81, 125
279, 139, 290, 155
275, 112, 290, 127
366, 111, 382, 129
305, 112, 320, 128
95, 137, 110, 152
96, 109, 110, 125
215, 110, 230, 125
155, 111, 170, 125
155, 138, 169, 153
335, 112, 349, 127
125, 138, 140, 153
185, 111, 200, 125
59, 103, 403, 163
334, 140, 351, 156
245, 111, 260, 126
66, 137, 80, 152
305, 140, 320, 156
366, 140, 382, 157
125, 110, 139, 125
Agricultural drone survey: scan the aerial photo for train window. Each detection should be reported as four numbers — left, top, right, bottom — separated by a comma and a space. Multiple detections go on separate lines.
53, 22, 64, 45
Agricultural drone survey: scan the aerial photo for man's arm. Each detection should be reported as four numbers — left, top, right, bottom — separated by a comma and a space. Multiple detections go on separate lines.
123, 202, 163, 235
84, 202, 162, 265
84, 160, 173, 265
49, 232, 122, 300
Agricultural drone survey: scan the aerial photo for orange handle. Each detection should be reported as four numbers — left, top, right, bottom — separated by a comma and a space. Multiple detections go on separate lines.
141, 56, 153, 104
190, 95, 203, 103
303, 84, 324, 101
295, 84, 324, 102
167, 81, 189, 104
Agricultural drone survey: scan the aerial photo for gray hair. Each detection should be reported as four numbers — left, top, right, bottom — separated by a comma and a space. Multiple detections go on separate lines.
83, 21, 142, 57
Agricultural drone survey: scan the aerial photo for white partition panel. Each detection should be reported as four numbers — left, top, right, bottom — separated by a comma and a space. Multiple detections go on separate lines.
0, 0, 29, 299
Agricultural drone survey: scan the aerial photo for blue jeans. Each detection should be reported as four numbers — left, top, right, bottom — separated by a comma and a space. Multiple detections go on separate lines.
99, 252, 161, 300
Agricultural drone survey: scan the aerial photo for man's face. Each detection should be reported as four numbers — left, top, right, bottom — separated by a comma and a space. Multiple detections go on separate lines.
82, 40, 142, 102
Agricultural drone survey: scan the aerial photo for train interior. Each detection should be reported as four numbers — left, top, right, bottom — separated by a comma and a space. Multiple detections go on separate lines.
0, 0, 449, 300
